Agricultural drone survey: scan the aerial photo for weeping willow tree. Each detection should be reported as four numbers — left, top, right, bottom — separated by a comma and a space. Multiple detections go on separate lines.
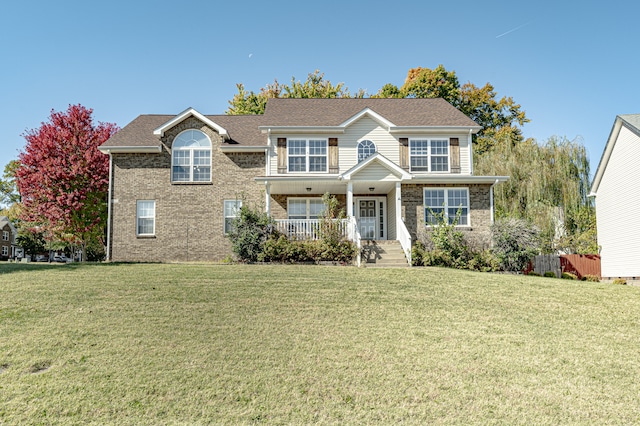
475, 136, 597, 254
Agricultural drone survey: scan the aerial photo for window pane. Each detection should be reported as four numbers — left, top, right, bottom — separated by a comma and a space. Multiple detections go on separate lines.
172, 166, 190, 181
224, 200, 242, 234
424, 190, 445, 207
308, 140, 326, 155
431, 156, 448, 172
138, 218, 154, 235
425, 207, 444, 225
309, 199, 325, 219
193, 166, 210, 181
410, 140, 429, 172
172, 150, 190, 166
431, 140, 449, 155
288, 156, 306, 172
288, 140, 306, 155
288, 199, 307, 218
358, 140, 376, 162
309, 156, 326, 172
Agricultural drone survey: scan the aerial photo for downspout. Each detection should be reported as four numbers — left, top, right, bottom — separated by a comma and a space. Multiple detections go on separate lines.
469, 128, 474, 175
106, 150, 113, 261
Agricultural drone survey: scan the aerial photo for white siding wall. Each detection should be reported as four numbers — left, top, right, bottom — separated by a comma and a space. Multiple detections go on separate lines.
267, 117, 473, 175
596, 125, 640, 278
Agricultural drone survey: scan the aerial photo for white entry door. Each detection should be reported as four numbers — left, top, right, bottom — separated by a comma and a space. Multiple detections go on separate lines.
356, 198, 386, 240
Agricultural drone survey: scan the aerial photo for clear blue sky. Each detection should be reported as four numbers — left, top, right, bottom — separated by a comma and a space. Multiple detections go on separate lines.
1, 0, 638, 178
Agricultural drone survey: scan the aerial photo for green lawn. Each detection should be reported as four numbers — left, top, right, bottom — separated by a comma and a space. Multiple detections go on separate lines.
1, 262, 640, 424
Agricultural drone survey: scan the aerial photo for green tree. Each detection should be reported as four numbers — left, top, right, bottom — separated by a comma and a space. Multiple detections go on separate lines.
0, 160, 20, 208
475, 135, 596, 253
400, 65, 529, 151
226, 70, 363, 115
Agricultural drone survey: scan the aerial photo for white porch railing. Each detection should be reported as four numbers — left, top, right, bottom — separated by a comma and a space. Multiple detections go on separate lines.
347, 216, 362, 267
396, 216, 412, 267
274, 219, 349, 241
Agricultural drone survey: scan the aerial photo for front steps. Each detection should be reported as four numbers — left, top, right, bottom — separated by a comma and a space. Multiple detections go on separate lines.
361, 240, 409, 268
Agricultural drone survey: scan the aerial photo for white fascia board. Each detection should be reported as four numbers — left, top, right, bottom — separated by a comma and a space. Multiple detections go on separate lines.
340, 152, 411, 181
220, 145, 268, 153
254, 175, 339, 183
153, 107, 229, 139
590, 117, 624, 196
339, 108, 396, 129
98, 146, 163, 154
258, 126, 344, 134
389, 126, 482, 134
409, 175, 509, 184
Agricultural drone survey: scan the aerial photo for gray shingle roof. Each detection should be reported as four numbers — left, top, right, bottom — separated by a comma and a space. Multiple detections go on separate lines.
101, 98, 479, 149
262, 98, 479, 127
101, 114, 269, 149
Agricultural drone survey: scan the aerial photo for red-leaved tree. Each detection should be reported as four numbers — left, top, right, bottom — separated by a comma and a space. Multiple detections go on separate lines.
16, 104, 118, 259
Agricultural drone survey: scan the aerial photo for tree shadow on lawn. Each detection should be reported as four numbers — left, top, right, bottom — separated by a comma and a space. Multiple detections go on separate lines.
0, 261, 103, 275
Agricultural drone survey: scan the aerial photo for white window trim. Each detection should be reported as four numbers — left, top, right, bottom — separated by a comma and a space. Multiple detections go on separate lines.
224, 199, 242, 235
2, 231, 8, 241
1, 246, 7, 256
287, 138, 328, 173
357, 139, 376, 163
287, 198, 326, 219
423, 187, 470, 227
136, 200, 156, 236
409, 138, 450, 173
171, 129, 212, 183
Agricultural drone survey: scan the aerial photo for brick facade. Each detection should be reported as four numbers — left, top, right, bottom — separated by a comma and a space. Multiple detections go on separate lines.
402, 183, 493, 250
109, 117, 265, 262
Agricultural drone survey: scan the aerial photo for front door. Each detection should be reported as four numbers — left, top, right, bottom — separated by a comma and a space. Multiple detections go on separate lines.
356, 198, 386, 240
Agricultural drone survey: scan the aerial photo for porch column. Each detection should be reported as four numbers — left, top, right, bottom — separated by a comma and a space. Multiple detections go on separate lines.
265, 183, 271, 214
395, 181, 402, 221
346, 181, 353, 217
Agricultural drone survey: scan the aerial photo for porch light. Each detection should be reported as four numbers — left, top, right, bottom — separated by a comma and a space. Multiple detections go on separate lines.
369, 187, 375, 192
306, 187, 312, 192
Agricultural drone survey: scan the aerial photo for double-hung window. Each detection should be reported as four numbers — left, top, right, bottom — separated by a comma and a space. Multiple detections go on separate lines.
172, 130, 211, 182
224, 200, 242, 235
288, 198, 326, 219
1, 246, 7, 256
2, 231, 8, 241
288, 139, 327, 172
410, 139, 449, 172
136, 200, 155, 236
424, 188, 469, 226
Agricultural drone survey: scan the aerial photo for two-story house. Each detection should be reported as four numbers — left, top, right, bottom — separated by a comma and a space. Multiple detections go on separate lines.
0, 216, 18, 260
99, 98, 507, 265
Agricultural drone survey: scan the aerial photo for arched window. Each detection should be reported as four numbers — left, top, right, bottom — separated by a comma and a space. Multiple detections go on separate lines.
172, 129, 211, 182
357, 140, 376, 162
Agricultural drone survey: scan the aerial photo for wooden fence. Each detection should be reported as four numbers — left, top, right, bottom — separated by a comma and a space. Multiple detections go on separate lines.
526, 254, 601, 279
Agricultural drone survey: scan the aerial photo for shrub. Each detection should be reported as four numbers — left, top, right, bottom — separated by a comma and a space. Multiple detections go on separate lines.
544, 271, 557, 278
583, 274, 600, 282
255, 193, 357, 265
228, 200, 278, 262
612, 278, 627, 285
527, 271, 541, 277
561, 272, 577, 280
491, 218, 540, 272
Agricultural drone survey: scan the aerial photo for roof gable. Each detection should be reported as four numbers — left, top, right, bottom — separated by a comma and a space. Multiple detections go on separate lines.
590, 114, 640, 196
153, 107, 229, 139
340, 152, 412, 181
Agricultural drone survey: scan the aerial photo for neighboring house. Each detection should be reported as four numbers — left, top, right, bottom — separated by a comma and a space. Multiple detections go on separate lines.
590, 114, 640, 280
99, 98, 508, 265
0, 216, 18, 260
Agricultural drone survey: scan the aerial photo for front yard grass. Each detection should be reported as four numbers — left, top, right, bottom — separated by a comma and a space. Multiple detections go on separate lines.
1, 262, 639, 424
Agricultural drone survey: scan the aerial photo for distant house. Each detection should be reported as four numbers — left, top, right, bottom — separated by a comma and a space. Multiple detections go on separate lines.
590, 114, 640, 280
99, 98, 508, 265
0, 216, 18, 260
